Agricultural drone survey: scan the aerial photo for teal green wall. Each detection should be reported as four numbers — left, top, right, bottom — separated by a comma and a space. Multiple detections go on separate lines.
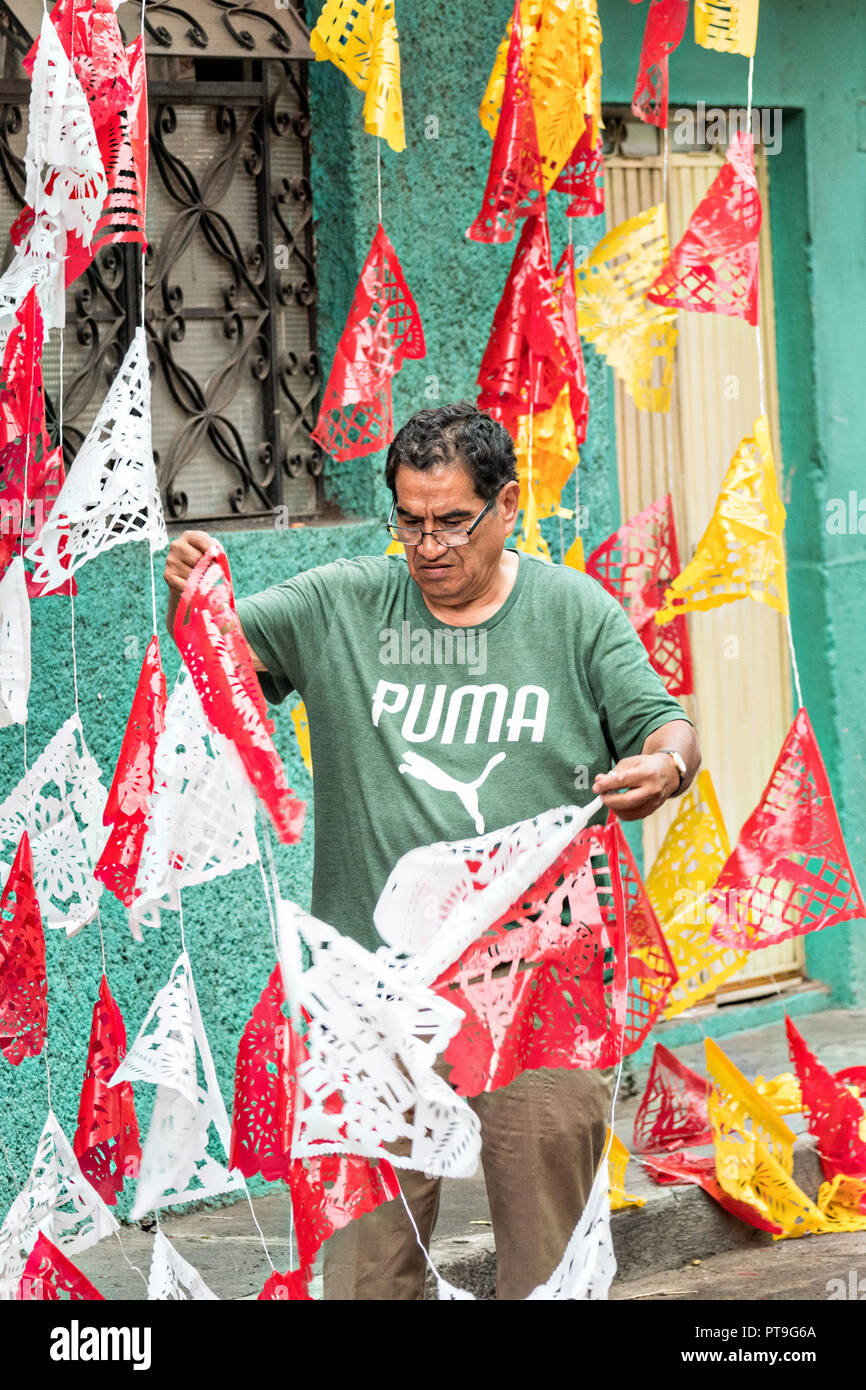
1, 0, 863, 1212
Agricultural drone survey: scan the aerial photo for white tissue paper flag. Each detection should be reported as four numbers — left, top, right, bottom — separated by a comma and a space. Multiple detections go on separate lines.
147, 1230, 218, 1301
0, 714, 106, 933
131, 671, 259, 936
26, 327, 167, 594
110, 952, 244, 1220
374, 799, 602, 984
25, 14, 107, 244
0, 1110, 119, 1300
0, 209, 66, 348
0, 556, 31, 726
525, 1160, 616, 1300
291, 908, 481, 1179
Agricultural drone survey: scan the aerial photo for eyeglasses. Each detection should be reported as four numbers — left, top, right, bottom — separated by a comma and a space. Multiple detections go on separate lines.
386, 496, 496, 548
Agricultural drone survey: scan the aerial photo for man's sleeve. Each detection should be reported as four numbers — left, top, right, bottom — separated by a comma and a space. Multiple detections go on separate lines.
587, 594, 692, 762
235, 564, 341, 706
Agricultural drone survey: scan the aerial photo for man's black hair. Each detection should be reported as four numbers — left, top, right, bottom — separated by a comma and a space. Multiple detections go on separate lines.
384, 401, 518, 501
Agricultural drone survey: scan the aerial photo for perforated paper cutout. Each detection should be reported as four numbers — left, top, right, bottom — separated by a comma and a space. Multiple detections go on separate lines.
612, 823, 679, 1057
632, 0, 689, 129
0, 715, 106, 935
515, 489, 552, 563
0, 287, 46, 457
94, 636, 166, 908
24, 0, 133, 129
311, 0, 405, 152
525, 1158, 616, 1299
1, 446, 77, 600
642, 1150, 785, 1234
552, 118, 604, 219
586, 495, 693, 696
694, 0, 758, 56
26, 329, 166, 593
608, 1131, 645, 1210
0, 832, 46, 1066
0, 207, 66, 341
258, 1267, 313, 1300
753, 1071, 802, 1115
642, 771, 745, 1016
110, 953, 244, 1219
229, 963, 299, 1183
293, 911, 481, 1178
312, 223, 425, 461
173, 544, 305, 845
647, 131, 761, 325
147, 1230, 218, 1301
632, 1041, 711, 1153
132, 671, 259, 933
17, 1232, 104, 1300
706, 1037, 826, 1238
478, 218, 588, 440
655, 416, 787, 622
786, 1015, 866, 1183
0, 1111, 119, 1297
289, 1151, 401, 1274
25, 14, 107, 244
514, 386, 578, 520
0, 558, 31, 727
73, 974, 140, 1205
816, 1176, 866, 1233
467, 0, 545, 244
290, 701, 313, 776
574, 203, 677, 412
707, 708, 866, 951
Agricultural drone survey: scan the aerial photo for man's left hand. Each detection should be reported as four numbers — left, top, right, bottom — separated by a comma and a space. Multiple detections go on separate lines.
592, 753, 679, 821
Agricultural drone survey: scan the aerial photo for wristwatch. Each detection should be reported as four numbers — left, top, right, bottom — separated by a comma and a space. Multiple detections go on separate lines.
659, 748, 687, 793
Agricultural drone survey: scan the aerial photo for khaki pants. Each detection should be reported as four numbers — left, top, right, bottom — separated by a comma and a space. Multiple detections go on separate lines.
323, 1064, 614, 1301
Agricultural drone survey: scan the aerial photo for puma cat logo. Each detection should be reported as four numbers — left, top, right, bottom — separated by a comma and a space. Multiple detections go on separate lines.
398, 750, 506, 833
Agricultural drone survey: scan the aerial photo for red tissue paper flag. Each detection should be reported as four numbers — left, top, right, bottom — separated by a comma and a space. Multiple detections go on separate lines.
229, 963, 400, 1274
174, 543, 306, 844
467, 0, 545, 243
0, 289, 46, 455
632, 1041, 712, 1153
434, 823, 627, 1095
64, 37, 149, 286
552, 117, 605, 219
646, 130, 761, 325
607, 820, 679, 1059
24, 0, 132, 131
786, 1016, 866, 1183
631, 0, 689, 129
0, 831, 47, 1066
17, 1232, 105, 1300
94, 635, 167, 906
477, 211, 587, 440
311, 223, 425, 462
586, 495, 694, 697
229, 962, 303, 1183
642, 1150, 785, 1235
708, 708, 866, 951
0, 447, 77, 599
73, 974, 141, 1204
258, 1268, 313, 1301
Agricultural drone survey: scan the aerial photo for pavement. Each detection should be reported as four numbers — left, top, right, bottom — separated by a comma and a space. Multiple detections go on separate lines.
71, 1007, 866, 1301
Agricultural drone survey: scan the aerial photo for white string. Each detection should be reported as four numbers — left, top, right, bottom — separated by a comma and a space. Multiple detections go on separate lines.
376, 138, 383, 224
44, 1049, 52, 1111
177, 887, 187, 954
255, 827, 280, 962
113, 1229, 149, 1291
662, 119, 669, 207
746, 53, 755, 133
95, 906, 108, 978
786, 612, 804, 710
241, 1180, 278, 1273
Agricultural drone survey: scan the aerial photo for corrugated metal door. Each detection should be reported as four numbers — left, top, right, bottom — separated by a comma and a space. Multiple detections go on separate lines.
604, 128, 804, 998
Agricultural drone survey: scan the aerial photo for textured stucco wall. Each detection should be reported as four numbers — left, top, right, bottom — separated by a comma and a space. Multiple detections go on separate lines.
1, 0, 864, 1212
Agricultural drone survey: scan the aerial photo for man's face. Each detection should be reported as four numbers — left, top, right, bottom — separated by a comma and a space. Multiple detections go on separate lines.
393, 461, 520, 608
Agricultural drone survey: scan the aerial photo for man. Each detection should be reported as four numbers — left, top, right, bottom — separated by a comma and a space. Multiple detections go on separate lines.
164, 401, 699, 1300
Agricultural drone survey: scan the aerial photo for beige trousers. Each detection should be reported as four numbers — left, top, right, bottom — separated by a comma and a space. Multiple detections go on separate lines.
323, 1064, 614, 1301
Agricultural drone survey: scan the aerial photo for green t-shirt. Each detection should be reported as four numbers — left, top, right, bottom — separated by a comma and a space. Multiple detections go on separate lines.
236, 551, 689, 953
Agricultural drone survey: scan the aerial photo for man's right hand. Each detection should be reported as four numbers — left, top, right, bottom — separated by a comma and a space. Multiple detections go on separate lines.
162, 529, 266, 672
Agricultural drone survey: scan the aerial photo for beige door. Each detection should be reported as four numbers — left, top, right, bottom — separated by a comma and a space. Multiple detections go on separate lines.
603, 118, 804, 999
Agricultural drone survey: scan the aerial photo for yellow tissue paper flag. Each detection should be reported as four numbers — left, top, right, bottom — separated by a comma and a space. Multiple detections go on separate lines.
607, 1130, 645, 1211
514, 385, 579, 520
656, 415, 788, 623
753, 1072, 802, 1116
290, 701, 313, 776
694, 0, 759, 58
817, 1175, 866, 1233
311, 0, 405, 152
643, 771, 746, 1017
479, 0, 603, 192
515, 487, 552, 562
574, 204, 677, 413
563, 534, 585, 571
